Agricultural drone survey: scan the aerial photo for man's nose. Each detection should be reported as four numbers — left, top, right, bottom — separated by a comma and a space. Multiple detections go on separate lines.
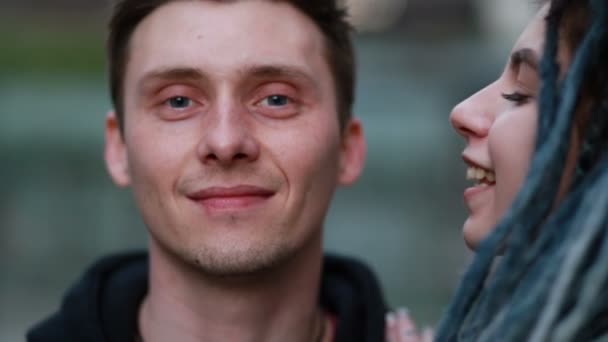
196, 103, 260, 167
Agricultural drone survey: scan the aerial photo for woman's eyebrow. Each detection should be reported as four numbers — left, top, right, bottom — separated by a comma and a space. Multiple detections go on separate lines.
510, 48, 540, 71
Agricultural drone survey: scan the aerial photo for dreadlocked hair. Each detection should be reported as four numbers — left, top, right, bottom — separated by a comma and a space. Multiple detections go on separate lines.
435, 0, 608, 340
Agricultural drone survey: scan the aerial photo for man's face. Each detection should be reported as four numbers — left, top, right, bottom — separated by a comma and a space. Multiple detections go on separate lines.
105, 0, 365, 275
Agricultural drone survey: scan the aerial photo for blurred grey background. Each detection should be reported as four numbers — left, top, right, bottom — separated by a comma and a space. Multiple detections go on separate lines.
0, 0, 538, 339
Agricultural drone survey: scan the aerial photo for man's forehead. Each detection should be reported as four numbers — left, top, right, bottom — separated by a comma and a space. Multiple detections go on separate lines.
132, 0, 323, 47
126, 0, 329, 86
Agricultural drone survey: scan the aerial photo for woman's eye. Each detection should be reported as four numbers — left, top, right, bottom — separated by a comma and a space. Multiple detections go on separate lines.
502, 92, 532, 106
260, 95, 290, 107
167, 96, 192, 109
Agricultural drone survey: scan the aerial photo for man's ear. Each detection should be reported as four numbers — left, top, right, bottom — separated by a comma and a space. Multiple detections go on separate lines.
338, 118, 367, 186
104, 111, 131, 187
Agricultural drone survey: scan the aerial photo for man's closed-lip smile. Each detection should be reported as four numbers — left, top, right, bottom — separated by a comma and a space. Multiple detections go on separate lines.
187, 185, 276, 211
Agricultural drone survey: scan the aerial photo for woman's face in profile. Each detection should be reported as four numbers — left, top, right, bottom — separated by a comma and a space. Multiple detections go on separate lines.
450, 4, 566, 250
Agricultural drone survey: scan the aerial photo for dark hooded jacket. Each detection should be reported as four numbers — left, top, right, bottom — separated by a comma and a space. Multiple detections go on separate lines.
27, 251, 387, 342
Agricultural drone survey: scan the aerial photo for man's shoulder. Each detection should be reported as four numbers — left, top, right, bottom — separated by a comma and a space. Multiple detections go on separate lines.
26, 250, 149, 342
321, 253, 388, 342
27, 251, 388, 342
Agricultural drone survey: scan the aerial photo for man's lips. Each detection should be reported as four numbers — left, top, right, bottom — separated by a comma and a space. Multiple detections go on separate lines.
187, 185, 275, 210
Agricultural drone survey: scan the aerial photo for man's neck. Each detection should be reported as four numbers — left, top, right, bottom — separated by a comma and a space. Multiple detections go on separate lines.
138, 238, 325, 342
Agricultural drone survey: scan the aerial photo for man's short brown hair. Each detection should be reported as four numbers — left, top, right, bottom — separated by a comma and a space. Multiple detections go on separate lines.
107, 0, 355, 131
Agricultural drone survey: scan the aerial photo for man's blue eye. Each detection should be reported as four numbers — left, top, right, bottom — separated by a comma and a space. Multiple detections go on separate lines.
264, 95, 289, 107
168, 96, 192, 109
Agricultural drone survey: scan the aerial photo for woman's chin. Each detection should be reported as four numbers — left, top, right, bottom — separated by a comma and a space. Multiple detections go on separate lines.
462, 217, 496, 251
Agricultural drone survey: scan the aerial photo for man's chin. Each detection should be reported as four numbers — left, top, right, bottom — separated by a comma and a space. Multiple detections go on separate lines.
185, 243, 296, 278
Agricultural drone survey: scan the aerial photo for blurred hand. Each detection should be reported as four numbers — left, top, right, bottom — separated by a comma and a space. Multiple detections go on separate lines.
385, 308, 434, 342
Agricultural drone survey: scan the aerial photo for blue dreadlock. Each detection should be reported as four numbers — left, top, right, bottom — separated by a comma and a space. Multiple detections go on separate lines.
435, 0, 608, 340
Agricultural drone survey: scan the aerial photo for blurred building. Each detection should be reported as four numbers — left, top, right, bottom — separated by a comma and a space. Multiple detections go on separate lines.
3, 0, 533, 36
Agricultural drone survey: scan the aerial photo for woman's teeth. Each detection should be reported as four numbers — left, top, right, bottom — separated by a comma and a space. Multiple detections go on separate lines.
466, 166, 495, 184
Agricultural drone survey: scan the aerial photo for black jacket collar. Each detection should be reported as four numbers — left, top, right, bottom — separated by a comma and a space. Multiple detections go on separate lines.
27, 251, 387, 342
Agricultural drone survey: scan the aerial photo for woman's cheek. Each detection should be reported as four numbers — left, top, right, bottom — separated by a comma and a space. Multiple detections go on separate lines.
489, 107, 538, 218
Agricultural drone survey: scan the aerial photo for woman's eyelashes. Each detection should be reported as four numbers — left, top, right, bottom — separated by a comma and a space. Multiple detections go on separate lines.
502, 91, 533, 106
501, 62, 539, 107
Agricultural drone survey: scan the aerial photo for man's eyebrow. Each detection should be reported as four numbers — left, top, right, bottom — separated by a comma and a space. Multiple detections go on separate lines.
510, 48, 540, 71
137, 67, 208, 92
136, 64, 320, 93
244, 65, 319, 88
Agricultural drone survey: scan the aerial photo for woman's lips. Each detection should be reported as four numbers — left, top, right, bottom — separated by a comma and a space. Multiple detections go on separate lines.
462, 155, 496, 202
464, 183, 494, 202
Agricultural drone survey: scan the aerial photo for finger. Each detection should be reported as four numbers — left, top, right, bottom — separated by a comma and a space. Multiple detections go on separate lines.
385, 312, 400, 342
396, 308, 420, 342
421, 326, 434, 342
